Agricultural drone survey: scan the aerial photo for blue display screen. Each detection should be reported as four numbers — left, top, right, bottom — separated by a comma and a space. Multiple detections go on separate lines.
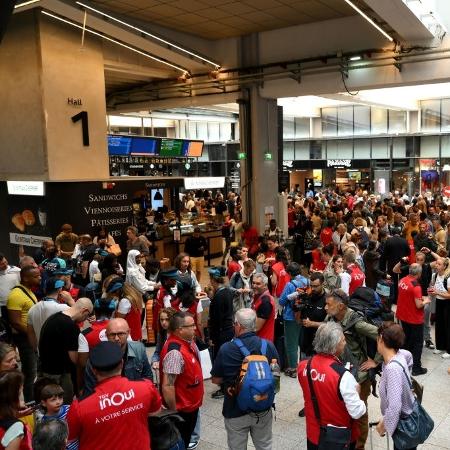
130, 137, 158, 155
107, 135, 132, 155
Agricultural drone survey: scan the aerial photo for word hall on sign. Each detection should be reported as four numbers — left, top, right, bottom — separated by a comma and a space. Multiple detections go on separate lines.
67, 97, 82, 106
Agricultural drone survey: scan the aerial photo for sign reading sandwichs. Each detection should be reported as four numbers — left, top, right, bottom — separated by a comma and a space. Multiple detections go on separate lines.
327, 159, 351, 168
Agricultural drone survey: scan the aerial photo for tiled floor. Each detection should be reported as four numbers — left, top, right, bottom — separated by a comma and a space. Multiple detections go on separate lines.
150, 257, 450, 449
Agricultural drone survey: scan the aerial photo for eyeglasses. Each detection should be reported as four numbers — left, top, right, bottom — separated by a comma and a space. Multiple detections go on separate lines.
107, 332, 128, 338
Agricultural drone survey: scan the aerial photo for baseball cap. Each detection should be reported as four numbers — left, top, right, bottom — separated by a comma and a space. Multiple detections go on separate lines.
89, 341, 123, 371
208, 266, 226, 278
106, 279, 124, 293
45, 277, 65, 293
160, 267, 178, 279
43, 257, 73, 276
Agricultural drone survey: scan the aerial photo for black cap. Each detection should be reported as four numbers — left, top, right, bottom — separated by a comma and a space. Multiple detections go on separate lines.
89, 341, 123, 371
160, 267, 178, 278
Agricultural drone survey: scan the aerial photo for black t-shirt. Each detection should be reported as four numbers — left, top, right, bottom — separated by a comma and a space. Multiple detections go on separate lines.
39, 312, 80, 374
184, 235, 207, 257
210, 332, 279, 418
208, 287, 234, 343
301, 291, 327, 356
255, 295, 273, 320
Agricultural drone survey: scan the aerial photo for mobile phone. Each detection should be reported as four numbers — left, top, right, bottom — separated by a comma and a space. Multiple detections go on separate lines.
24, 401, 39, 411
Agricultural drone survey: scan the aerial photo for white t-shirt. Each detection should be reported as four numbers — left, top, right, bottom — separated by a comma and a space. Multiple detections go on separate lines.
434, 274, 447, 299
27, 301, 69, 342
117, 297, 132, 315
0, 266, 21, 308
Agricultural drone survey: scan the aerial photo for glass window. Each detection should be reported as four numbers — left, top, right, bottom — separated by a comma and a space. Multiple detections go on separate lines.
326, 140, 338, 158
188, 121, 197, 139
208, 123, 220, 142
295, 141, 309, 159
393, 137, 406, 158
310, 141, 324, 159
197, 122, 208, 141
220, 122, 232, 141
441, 99, 450, 132
197, 147, 208, 162
283, 117, 295, 139
442, 135, 450, 157
295, 117, 310, 138
372, 138, 389, 158
420, 136, 439, 157
338, 140, 353, 158
354, 106, 370, 135
322, 108, 337, 137
283, 142, 294, 160
371, 108, 388, 134
177, 121, 187, 139
421, 100, 440, 132
337, 107, 353, 136
227, 143, 240, 160
388, 110, 407, 134
405, 136, 419, 158
208, 144, 226, 161
354, 139, 370, 158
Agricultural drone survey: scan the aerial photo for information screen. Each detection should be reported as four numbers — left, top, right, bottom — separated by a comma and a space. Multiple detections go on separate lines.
107, 135, 132, 155
160, 139, 183, 157
130, 137, 158, 155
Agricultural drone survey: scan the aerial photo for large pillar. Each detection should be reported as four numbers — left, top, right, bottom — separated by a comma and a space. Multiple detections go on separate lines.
238, 34, 280, 232
0, 10, 109, 181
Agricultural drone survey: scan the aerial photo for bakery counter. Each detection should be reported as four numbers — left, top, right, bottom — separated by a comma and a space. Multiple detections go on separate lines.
153, 229, 223, 264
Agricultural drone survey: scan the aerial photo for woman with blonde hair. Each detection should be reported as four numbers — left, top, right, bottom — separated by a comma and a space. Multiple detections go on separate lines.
103, 275, 144, 341
429, 257, 450, 359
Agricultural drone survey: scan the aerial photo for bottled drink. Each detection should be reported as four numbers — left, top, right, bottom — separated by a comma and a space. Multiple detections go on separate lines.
270, 359, 281, 393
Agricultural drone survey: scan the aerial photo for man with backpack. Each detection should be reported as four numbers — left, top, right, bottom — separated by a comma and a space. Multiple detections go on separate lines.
324, 289, 381, 450
211, 308, 279, 450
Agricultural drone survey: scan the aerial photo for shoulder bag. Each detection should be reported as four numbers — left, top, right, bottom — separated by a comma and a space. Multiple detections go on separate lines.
306, 357, 352, 449
390, 360, 434, 449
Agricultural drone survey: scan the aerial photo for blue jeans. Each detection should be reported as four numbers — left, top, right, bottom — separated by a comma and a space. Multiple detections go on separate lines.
169, 439, 185, 450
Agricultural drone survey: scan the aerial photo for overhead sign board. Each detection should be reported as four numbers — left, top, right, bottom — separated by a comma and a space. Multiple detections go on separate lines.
7, 181, 45, 196
184, 177, 225, 190
327, 159, 351, 168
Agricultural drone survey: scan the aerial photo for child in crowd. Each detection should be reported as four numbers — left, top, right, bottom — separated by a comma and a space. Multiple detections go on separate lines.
34, 380, 78, 450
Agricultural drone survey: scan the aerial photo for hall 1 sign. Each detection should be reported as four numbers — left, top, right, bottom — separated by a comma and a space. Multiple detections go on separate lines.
327, 159, 351, 168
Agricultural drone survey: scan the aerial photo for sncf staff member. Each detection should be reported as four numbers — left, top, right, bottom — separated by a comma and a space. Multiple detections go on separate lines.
67, 341, 161, 450
298, 322, 366, 450
251, 273, 275, 342
160, 312, 203, 448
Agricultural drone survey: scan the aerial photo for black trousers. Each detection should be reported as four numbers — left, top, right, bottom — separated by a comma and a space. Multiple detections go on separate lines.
435, 299, 450, 353
307, 440, 355, 450
177, 409, 199, 447
401, 321, 424, 370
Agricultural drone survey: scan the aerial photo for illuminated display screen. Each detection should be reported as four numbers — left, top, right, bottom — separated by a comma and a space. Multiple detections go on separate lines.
107, 135, 132, 155
130, 137, 158, 155
160, 139, 183, 157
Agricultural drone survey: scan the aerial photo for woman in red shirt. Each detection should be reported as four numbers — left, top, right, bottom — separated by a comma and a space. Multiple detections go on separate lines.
242, 223, 259, 258
226, 246, 242, 279
310, 242, 327, 272
271, 248, 291, 298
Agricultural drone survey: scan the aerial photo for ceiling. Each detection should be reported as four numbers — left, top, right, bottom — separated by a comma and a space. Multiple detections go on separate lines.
89, 0, 357, 39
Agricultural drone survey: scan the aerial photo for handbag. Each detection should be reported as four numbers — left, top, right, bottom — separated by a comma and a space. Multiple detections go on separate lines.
148, 410, 184, 450
306, 357, 352, 450
108, 243, 122, 256
390, 361, 434, 449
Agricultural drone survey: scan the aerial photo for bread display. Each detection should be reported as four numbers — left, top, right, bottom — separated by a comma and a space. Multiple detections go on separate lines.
12, 213, 25, 232
22, 209, 35, 226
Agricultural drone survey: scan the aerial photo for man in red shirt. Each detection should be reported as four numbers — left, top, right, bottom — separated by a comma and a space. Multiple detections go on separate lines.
67, 341, 161, 450
160, 312, 204, 447
396, 263, 431, 376
341, 252, 365, 296
251, 273, 275, 342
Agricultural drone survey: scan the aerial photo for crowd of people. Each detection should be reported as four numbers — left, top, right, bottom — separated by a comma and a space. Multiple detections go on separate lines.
0, 187, 448, 449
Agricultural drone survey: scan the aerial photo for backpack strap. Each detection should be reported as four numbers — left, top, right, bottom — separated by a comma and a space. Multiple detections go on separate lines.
306, 357, 321, 425
12, 286, 36, 304
260, 339, 268, 357
233, 338, 250, 357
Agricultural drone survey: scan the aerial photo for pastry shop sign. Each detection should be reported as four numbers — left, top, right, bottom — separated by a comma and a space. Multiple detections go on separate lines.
7, 181, 45, 196
327, 159, 352, 168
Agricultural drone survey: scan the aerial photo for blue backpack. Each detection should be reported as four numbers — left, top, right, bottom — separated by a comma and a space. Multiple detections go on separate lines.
233, 338, 275, 413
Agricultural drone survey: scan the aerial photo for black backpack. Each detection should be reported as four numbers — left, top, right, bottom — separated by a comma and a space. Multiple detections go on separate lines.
348, 287, 384, 327
148, 411, 184, 450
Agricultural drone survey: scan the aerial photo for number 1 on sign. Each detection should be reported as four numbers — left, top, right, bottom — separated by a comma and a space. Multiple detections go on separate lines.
71, 111, 90, 146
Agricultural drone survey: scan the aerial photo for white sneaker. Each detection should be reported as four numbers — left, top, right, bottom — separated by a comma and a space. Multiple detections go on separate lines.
441, 352, 450, 359
433, 349, 442, 355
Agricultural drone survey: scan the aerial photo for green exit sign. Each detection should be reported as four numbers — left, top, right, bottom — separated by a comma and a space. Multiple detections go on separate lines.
264, 153, 273, 160
238, 152, 247, 160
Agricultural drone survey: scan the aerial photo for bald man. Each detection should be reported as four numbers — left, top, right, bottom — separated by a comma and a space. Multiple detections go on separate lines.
83, 318, 153, 396
39, 297, 93, 403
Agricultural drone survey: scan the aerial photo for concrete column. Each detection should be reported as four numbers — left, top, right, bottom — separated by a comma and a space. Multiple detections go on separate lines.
239, 87, 279, 232
0, 10, 109, 181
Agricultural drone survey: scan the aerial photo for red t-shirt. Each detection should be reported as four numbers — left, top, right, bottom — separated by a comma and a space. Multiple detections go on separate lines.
271, 261, 290, 297
227, 260, 241, 279
67, 376, 161, 450
396, 275, 424, 324
311, 249, 326, 272
320, 227, 333, 247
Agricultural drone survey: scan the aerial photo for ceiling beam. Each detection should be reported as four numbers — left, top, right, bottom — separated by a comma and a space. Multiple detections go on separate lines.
362, 0, 434, 42
104, 60, 172, 79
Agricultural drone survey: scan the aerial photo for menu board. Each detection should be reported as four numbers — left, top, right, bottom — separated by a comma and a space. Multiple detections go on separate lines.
160, 139, 183, 157
107, 135, 132, 155
130, 137, 158, 155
